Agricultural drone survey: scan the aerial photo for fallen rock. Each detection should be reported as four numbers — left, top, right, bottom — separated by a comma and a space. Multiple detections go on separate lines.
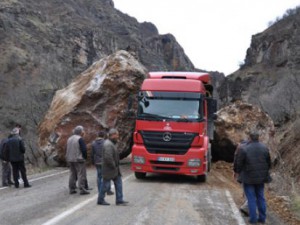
38, 50, 147, 166
212, 101, 277, 162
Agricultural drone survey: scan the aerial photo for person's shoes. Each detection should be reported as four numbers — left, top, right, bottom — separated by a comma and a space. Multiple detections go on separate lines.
97, 201, 110, 206
257, 219, 265, 224
70, 190, 77, 194
2, 183, 8, 187
24, 184, 32, 188
8, 181, 15, 185
15, 184, 19, 188
80, 189, 90, 195
116, 200, 129, 206
85, 187, 93, 190
107, 190, 114, 195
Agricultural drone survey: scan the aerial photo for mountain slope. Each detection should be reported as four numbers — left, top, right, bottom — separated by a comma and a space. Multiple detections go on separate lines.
0, 0, 195, 165
218, 7, 300, 193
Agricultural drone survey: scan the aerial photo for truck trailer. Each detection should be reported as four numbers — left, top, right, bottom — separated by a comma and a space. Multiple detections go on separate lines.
131, 71, 217, 182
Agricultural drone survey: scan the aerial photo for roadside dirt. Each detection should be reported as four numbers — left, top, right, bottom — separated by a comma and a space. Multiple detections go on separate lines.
211, 161, 300, 225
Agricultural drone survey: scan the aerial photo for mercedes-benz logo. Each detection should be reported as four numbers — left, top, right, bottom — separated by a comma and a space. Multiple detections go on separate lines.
162, 132, 172, 142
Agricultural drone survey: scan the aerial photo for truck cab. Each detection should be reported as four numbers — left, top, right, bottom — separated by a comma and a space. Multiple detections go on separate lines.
131, 72, 216, 181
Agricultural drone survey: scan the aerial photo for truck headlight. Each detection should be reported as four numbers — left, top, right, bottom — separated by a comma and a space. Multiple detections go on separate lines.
188, 159, 201, 167
133, 156, 145, 164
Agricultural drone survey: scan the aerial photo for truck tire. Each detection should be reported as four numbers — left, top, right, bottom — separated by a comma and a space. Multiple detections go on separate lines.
196, 174, 207, 182
135, 172, 146, 179
207, 146, 212, 172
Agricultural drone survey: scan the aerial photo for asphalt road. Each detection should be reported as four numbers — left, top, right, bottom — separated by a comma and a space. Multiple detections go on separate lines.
0, 160, 284, 225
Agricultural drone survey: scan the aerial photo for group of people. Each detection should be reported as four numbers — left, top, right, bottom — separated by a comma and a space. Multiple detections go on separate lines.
1, 124, 128, 206
233, 130, 272, 224
2, 124, 271, 217
65, 126, 128, 206
0, 125, 31, 188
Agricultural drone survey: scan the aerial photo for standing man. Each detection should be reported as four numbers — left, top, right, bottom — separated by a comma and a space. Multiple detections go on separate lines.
7, 128, 31, 188
1, 134, 14, 186
91, 131, 114, 195
65, 125, 89, 195
236, 130, 271, 224
233, 139, 249, 216
97, 128, 128, 206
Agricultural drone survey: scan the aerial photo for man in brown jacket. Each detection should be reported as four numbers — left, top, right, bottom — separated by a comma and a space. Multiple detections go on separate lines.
97, 128, 128, 206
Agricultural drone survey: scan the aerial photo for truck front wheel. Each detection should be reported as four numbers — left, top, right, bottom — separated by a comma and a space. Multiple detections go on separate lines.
135, 172, 146, 179
196, 174, 207, 182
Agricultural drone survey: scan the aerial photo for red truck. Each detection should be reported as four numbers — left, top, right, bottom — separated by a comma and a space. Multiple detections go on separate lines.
131, 71, 217, 182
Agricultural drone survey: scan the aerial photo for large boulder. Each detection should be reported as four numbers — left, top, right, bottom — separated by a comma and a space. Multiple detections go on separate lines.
38, 50, 147, 166
212, 101, 277, 162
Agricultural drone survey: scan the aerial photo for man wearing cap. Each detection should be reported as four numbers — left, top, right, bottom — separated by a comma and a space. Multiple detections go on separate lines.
236, 130, 271, 224
65, 125, 89, 195
7, 128, 31, 188
97, 128, 128, 206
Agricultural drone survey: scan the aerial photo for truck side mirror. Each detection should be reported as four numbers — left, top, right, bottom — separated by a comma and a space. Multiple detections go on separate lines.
126, 94, 137, 118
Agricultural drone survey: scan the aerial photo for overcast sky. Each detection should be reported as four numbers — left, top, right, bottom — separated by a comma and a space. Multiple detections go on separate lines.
113, 0, 299, 75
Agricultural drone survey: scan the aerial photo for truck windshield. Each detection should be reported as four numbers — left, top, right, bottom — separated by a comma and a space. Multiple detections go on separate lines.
137, 91, 203, 121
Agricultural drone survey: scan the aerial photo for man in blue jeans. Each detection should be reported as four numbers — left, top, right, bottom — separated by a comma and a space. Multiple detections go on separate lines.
91, 131, 114, 195
236, 130, 271, 224
97, 128, 128, 206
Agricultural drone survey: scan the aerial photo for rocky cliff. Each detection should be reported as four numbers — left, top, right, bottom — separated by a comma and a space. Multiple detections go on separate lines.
0, 0, 200, 165
218, 7, 300, 192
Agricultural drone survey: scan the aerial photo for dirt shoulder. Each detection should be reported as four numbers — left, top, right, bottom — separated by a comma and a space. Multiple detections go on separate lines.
211, 161, 300, 225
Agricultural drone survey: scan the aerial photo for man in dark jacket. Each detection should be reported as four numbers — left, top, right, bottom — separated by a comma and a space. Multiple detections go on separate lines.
97, 128, 128, 206
7, 128, 31, 188
91, 131, 113, 195
1, 134, 14, 186
236, 130, 271, 224
65, 125, 89, 195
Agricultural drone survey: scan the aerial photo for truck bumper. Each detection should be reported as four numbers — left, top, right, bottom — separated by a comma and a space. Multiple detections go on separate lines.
131, 145, 207, 176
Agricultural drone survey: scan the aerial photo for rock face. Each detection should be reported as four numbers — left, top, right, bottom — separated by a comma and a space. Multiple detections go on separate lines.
0, 0, 196, 166
217, 8, 300, 190
212, 101, 276, 162
38, 50, 147, 166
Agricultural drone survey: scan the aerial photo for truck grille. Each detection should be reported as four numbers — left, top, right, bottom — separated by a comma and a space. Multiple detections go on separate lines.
140, 131, 197, 155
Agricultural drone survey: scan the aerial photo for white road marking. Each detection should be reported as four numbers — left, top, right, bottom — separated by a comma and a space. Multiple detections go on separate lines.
0, 170, 69, 190
29, 170, 69, 182
0, 186, 9, 190
42, 195, 98, 225
42, 174, 134, 225
225, 190, 246, 225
